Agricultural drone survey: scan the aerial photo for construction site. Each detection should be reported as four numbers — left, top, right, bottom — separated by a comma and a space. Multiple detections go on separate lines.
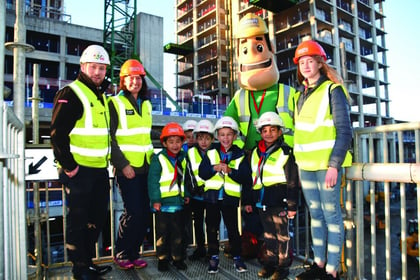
0, 0, 419, 279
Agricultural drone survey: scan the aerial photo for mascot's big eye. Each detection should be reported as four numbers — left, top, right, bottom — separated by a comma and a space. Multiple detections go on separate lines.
242, 46, 248, 55
257, 44, 264, 53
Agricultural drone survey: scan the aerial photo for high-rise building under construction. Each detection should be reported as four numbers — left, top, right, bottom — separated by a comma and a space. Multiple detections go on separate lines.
170, 0, 391, 127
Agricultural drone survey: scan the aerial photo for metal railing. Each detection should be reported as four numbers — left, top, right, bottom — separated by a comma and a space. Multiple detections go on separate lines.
345, 122, 420, 280
0, 104, 26, 280
7, 121, 420, 279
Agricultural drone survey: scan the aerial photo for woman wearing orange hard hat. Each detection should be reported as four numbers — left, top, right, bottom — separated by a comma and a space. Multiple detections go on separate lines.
293, 40, 352, 280
109, 58, 153, 270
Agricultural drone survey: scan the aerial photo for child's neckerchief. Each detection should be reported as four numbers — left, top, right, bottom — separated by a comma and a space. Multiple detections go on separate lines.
167, 150, 183, 193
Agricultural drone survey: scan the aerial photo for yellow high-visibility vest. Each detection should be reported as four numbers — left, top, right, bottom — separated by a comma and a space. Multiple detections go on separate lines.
234, 84, 295, 147
187, 147, 205, 186
110, 95, 153, 167
250, 147, 289, 189
204, 149, 243, 198
158, 154, 186, 198
69, 80, 110, 167
294, 81, 352, 171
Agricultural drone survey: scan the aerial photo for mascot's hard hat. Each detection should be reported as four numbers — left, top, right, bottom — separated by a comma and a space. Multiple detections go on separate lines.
160, 122, 186, 143
120, 59, 146, 77
256, 112, 284, 132
80, 45, 110, 65
237, 13, 268, 38
293, 40, 327, 64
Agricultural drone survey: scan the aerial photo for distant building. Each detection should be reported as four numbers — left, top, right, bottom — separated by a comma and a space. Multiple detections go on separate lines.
173, 0, 393, 126
4, 1, 165, 118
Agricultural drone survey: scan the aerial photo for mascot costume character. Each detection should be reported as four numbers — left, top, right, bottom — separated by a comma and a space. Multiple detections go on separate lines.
224, 13, 296, 151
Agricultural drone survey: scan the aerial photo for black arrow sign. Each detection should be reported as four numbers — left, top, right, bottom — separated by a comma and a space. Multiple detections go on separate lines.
28, 156, 48, 174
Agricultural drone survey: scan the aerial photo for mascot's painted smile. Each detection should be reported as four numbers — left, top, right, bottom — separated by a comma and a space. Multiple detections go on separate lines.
240, 58, 272, 72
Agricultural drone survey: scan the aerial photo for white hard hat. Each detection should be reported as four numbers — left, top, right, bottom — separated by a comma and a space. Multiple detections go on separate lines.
256, 111, 284, 132
215, 116, 239, 134
80, 45, 110, 65
194, 120, 215, 135
182, 120, 198, 131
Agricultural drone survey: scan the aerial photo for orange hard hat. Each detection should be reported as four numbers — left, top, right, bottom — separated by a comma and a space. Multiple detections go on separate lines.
120, 59, 146, 77
160, 122, 186, 143
293, 40, 327, 64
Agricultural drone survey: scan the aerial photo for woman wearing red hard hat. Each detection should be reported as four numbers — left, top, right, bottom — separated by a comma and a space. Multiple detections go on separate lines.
109, 59, 153, 270
293, 40, 353, 280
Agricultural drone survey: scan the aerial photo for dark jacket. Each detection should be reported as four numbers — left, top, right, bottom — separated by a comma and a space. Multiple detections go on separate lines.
296, 75, 353, 169
198, 143, 252, 206
242, 138, 299, 211
50, 72, 110, 171
109, 90, 152, 175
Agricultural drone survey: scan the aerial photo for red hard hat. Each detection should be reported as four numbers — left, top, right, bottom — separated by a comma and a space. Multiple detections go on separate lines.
120, 59, 146, 77
160, 122, 186, 143
293, 40, 327, 64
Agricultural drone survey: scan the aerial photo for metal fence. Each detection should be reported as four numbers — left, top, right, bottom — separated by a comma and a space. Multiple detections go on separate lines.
3, 115, 420, 279
0, 104, 26, 280
345, 122, 420, 280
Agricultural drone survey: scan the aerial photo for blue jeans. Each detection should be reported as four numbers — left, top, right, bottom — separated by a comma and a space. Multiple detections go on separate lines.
299, 169, 344, 273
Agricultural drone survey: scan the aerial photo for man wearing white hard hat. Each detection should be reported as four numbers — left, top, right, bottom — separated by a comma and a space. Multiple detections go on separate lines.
51, 44, 112, 279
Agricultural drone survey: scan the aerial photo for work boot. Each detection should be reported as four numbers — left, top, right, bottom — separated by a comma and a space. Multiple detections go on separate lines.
258, 265, 275, 278
322, 272, 340, 280
296, 262, 326, 279
157, 259, 169, 271
173, 260, 187, 270
88, 263, 112, 275
188, 247, 207, 260
271, 267, 289, 280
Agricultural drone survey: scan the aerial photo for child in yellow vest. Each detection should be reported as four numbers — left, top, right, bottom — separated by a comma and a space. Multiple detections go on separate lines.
243, 112, 299, 280
148, 122, 190, 271
198, 116, 252, 274
184, 120, 215, 260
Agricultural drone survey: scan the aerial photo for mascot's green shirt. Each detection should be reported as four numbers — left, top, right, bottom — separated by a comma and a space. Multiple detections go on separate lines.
224, 84, 281, 151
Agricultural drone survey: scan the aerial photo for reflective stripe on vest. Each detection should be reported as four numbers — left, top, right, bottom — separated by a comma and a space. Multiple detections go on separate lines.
251, 148, 289, 189
110, 96, 153, 167
234, 84, 295, 147
158, 154, 186, 198
68, 81, 110, 167
187, 147, 205, 186
294, 81, 352, 170
205, 149, 243, 198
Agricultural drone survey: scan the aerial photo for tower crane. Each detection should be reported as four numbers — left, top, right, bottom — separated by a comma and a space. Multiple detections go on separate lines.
103, 0, 181, 111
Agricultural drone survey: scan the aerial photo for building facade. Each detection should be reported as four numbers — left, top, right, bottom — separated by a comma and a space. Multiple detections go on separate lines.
174, 0, 392, 126
4, 1, 166, 140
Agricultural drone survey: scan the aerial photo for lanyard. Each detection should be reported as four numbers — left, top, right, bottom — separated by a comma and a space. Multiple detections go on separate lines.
250, 89, 266, 115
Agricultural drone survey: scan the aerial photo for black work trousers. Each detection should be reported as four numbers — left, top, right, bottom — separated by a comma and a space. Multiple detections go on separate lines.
258, 206, 291, 267
205, 201, 241, 257
190, 198, 206, 249
155, 210, 185, 261
63, 166, 110, 274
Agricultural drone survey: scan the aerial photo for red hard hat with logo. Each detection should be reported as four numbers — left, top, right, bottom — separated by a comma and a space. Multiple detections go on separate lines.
120, 59, 146, 77
160, 122, 186, 143
293, 40, 327, 64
